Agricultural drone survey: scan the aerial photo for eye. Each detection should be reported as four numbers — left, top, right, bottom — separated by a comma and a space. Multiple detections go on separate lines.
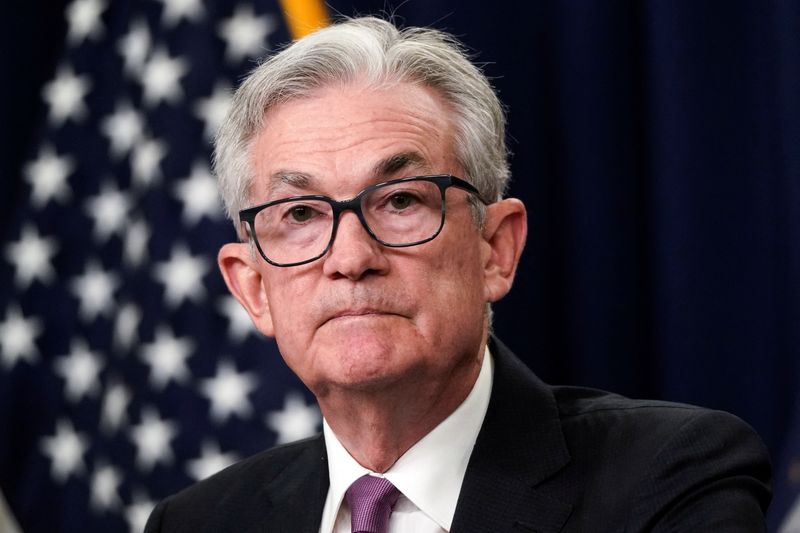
288, 204, 316, 222
388, 192, 416, 210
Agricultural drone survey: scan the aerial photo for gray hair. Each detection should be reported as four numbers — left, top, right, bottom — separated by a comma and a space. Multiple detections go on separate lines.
214, 16, 509, 235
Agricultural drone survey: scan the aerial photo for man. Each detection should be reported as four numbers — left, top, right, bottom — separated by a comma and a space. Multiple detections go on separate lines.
145, 16, 771, 533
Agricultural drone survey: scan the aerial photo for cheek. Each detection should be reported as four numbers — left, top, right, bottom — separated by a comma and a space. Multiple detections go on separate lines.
263, 271, 317, 341
413, 238, 486, 328
267, 286, 319, 382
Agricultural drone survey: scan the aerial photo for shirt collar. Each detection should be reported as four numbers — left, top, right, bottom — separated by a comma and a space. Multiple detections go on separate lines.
320, 346, 493, 532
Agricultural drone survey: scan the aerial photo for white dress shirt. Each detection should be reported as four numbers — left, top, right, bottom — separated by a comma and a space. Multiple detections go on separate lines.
319, 347, 494, 533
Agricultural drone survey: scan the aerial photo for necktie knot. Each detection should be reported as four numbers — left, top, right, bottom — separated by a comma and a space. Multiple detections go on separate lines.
345, 475, 401, 533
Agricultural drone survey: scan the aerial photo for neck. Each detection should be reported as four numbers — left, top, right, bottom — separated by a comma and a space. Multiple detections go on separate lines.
319, 349, 484, 472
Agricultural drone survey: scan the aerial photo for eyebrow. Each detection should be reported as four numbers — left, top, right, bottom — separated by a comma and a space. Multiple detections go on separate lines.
371, 151, 430, 179
268, 170, 314, 195
267, 151, 432, 197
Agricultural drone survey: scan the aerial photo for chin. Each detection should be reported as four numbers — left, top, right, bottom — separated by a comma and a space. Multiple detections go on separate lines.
309, 336, 421, 393
332, 370, 403, 392
305, 362, 408, 397
317, 316, 415, 355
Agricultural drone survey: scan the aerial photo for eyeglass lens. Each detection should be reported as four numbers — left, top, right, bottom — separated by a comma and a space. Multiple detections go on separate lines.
252, 179, 444, 265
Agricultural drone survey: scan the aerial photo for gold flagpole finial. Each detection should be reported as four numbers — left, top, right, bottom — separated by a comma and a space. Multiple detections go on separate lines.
279, 0, 330, 40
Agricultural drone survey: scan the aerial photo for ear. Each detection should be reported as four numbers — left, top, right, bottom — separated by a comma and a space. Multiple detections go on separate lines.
217, 243, 275, 337
481, 198, 528, 303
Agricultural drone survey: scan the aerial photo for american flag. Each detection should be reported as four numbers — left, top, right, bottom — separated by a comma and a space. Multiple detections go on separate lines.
0, 1, 329, 531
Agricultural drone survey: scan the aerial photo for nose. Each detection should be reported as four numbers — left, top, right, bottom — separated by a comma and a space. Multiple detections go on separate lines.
321, 211, 389, 280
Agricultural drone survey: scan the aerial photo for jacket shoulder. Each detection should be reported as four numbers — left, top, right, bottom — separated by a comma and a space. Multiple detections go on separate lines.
177, 435, 320, 500
550, 386, 771, 531
552, 384, 763, 448
555, 384, 701, 419
145, 436, 325, 533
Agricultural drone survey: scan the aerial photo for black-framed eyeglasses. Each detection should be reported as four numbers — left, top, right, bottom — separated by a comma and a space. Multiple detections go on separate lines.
239, 175, 487, 267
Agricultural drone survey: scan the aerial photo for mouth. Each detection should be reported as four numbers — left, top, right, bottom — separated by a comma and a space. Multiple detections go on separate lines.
324, 308, 402, 324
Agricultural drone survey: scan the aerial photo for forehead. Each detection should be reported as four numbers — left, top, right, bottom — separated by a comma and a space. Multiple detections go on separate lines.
248, 82, 458, 199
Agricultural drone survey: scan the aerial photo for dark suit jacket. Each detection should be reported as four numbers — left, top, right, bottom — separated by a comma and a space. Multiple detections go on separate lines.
145, 338, 771, 532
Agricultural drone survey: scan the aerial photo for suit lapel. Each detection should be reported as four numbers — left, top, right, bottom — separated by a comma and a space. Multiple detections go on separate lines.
451, 338, 572, 533
242, 436, 330, 533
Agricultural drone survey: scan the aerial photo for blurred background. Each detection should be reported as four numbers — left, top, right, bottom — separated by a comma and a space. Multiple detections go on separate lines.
1, 0, 798, 531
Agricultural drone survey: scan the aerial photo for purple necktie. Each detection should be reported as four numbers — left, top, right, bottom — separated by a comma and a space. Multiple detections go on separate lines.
345, 475, 401, 533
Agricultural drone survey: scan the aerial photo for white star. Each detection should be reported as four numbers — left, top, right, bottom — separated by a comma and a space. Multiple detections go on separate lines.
42, 67, 91, 125
100, 381, 131, 435
194, 82, 231, 142
0, 306, 42, 369
141, 47, 188, 106
84, 182, 132, 242
158, 0, 204, 27
153, 244, 210, 308
139, 327, 194, 389
89, 461, 123, 512
24, 146, 74, 208
66, 0, 106, 44
131, 135, 166, 187
125, 492, 155, 533
113, 303, 141, 352
185, 441, 239, 482
69, 261, 120, 321
4, 224, 59, 289
218, 6, 277, 63
118, 19, 151, 76
40, 419, 89, 483
200, 360, 258, 423
101, 102, 144, 158
54, 339, 103, 402
129, 407, 178, 471
217, 295, 258, 343
173, 161, 223, 225
265, 391, 322, 444
123, 218, 150, 267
